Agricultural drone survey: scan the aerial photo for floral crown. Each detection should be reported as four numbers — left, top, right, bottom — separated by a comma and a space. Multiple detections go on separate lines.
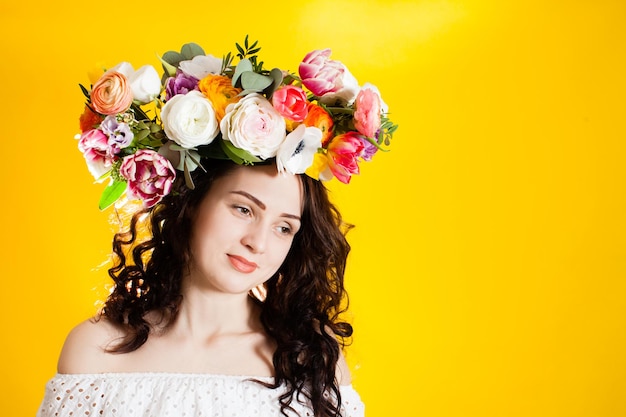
77, 37, 398, 209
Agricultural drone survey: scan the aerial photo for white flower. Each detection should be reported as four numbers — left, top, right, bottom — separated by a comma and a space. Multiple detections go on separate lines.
179, 55, 222, 80
161, 90, 219, 148
318, 63, 360, 106
110, 62, 161, 103
277, 125, 323, 174
220, 93, 286, 160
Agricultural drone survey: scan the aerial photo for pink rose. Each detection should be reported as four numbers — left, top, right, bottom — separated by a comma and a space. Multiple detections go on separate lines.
326, 131, 365, 184
90, 71, 134, 115
119, 149, 176, 207
78, 129, 115, 180
298, 49, 359, 105
272, 85, 309, 122
353, 87, 382, 138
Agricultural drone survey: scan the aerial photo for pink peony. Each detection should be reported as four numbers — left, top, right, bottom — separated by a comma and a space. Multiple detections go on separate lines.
298, 49, 359, 105
272, 85, 309, 122
119, 149, 176, 207
326, 131, 365, 184
353, 87, 382, 138
78, 129, 115, 180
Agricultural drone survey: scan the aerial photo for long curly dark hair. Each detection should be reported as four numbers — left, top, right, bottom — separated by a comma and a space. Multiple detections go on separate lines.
101, 159, 354, 417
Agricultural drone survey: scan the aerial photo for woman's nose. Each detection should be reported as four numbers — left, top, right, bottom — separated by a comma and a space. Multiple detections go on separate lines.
241, 222, 268, 254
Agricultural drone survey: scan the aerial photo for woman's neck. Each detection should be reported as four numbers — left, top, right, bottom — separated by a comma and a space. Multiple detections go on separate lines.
168, 278, 262, 344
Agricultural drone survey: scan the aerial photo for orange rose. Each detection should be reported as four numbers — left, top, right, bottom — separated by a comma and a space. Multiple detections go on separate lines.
303, 103, 334, 146
90, 71, 133, 115
198, 74, 242, 122
79, 105, 104, 133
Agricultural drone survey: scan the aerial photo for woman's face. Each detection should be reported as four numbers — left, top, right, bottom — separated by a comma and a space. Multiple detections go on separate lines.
187, 164, 303, 295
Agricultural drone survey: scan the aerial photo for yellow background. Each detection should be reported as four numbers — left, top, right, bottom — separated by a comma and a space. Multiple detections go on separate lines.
1, 0, 625, 416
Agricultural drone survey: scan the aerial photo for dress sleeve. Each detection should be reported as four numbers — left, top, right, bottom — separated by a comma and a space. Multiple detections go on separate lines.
36, 374, 107, 417
340, 384, 365, 417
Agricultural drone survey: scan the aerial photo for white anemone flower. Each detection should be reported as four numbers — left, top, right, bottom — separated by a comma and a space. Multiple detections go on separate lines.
276, 125, 323, 175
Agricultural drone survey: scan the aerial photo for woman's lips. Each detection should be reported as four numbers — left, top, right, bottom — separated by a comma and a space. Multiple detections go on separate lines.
227, 254, 258, 273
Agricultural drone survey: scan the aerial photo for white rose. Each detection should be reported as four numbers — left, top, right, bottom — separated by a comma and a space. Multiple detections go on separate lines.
220, 93, 286, 160
161, 90, 219, 148
110, 61, 134, 77
318, 63, 360, 106
129, 65, 161, 103
277, 125, 323, 175
179, 55, 222, 80
109, 62, 161, 103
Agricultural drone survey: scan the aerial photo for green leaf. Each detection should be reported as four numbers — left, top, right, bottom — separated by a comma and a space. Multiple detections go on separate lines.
99, 180, 127, 210
236, 43, 245, 58
220, 140, 262, 164
264, 68, 284, 99
232, 59, 253, 87
159, 51, 183, 77
79, 84, 91, 99
161, 51, 183, 66
134, 129, 150, 142
240, 71, 272, 93
181, 43, 205, 60
183, 161, 195, 190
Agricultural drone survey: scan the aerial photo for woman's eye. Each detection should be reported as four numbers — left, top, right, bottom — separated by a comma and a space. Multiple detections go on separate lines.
277, 225, 293, 235
234, 206, 251, 216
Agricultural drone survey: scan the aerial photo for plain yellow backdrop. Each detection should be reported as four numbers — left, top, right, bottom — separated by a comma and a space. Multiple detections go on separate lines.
1, 0, 625, 416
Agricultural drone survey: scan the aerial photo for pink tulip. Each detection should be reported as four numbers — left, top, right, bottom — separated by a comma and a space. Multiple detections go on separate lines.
326, 132, 365, 184
298, 49, 346, 97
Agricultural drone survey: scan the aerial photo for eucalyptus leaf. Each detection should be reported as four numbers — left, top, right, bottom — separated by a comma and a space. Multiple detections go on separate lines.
183, 162, 195, 190
240, 71, 272, 93
264, 68, 284, 99
99, 180, 127, 211
232, 59, 253, 87
220, 140, 263, 164
181, 43, 205, 60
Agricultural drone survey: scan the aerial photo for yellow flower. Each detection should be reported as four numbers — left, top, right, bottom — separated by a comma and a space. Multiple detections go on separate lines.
305, 152, 331, 181
198, 74, 242, 122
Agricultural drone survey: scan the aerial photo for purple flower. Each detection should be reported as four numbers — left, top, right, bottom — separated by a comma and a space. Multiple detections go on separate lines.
359, 136, 378, 161
165, 71, 199, 100
100, 116, 134, 154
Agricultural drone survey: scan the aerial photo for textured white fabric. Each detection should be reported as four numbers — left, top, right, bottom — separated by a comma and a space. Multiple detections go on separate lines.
37, 373, 365, 417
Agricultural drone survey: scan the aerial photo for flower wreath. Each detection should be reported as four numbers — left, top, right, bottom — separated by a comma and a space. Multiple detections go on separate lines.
77, 37, 398, 209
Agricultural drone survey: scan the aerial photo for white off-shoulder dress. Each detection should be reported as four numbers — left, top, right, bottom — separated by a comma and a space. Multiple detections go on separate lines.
36, 373, 365, 417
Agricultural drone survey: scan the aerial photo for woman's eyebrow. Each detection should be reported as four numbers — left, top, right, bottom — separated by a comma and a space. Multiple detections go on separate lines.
231, 191, 266, 209
230, 190, 301, 221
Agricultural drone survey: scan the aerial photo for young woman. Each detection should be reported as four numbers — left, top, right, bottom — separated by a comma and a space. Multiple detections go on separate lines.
37, 38, 396, 417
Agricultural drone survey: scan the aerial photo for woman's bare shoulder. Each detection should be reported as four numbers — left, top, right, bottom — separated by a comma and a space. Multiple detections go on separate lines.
57, 317, 124, 374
